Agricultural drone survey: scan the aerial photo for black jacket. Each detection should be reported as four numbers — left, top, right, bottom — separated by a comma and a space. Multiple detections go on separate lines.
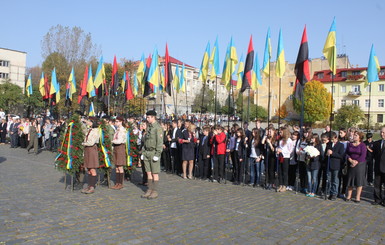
325, 141, 345, 171
199, 135, 211, 160
373, 139, 385, 174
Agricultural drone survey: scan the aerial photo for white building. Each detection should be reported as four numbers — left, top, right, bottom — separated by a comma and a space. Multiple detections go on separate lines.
0, 48, 27, 88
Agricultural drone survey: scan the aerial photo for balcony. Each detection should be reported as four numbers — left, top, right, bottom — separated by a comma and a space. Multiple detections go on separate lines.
348, 91, 362, 96
346, 74, 364, 81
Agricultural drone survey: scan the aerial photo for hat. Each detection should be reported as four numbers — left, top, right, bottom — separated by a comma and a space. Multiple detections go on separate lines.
146, 110, 157, 116
116, 116, 124, 122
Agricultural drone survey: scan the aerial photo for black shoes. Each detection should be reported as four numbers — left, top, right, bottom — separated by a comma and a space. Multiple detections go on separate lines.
328, 195, 336, 201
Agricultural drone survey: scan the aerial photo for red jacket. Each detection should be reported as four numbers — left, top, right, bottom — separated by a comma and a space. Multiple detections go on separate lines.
210, 132, 226, 155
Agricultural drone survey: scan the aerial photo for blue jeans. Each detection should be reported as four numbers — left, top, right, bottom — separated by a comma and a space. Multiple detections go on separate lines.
328, 169, 339, 196
307, 169, 319, 193
249, 157, 262, 185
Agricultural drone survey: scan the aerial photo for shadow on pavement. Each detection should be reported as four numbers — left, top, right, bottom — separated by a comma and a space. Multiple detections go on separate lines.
0, 156, 7, 163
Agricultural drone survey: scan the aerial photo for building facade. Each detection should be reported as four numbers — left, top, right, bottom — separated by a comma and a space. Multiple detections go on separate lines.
0, 48, 27, 89
313, 66, 385, 125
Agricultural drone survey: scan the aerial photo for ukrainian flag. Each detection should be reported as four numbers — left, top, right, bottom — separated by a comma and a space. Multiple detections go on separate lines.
236, 54, 244, 90
173, 64, 180, 93
210, 37, 220, 79
262, 28, 272, 77
94, 56, 105, 89
67, 67, 76, 101
39, 72, 45, 97
133, 72, 138, 96
367, 44, 380, 83
275, 29, 286, 78
252, 53, 262, 89
180, 64, 186, 93
50, 68, 60, 102
198, 41, 210, 83
323, 18, 337, 75
147, 47, 160, 87
87, 65, 95, 98
137, 53, 145, 87
89, 102, 95, 116
26, 74, 32, 97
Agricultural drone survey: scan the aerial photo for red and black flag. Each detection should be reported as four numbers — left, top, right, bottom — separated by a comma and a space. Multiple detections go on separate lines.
110, 55, 119, 96
78, 65, 88, 105
241, 35, 254, 93
164, 43, 173, 96
143, 54, 153, 97
124, 71, 134, 102
294, 26, 310, 101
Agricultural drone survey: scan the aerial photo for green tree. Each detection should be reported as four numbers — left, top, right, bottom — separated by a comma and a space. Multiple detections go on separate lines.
334, 104, 365, 129
24, 85, 45, 116
0, 80, 24, 114
191, 86, 220, 113
293, 80, 331, 124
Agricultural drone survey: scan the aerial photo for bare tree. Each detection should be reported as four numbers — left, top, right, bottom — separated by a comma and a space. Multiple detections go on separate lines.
41, 25, 101, 65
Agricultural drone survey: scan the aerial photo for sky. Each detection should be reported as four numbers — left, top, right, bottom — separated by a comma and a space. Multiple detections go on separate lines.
1, 0, 384, 70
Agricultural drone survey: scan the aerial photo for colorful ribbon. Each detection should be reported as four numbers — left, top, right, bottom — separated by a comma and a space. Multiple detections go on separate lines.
66, 122, 74, 169
99, 126, 111, 168
126, 130, 132, 167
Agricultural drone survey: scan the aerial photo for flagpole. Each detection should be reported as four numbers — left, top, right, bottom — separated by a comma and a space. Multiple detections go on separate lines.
278, 78, 282, 128
367, 84, 371, 132
214, 77, 218, 122
171, 80, 177, 117
200, 80, 207, 127
247, 88, 251, 124
267, 63, 271, 128
329, 74, 334, 133
185, 84, 188, 116
255, 88, 258, 120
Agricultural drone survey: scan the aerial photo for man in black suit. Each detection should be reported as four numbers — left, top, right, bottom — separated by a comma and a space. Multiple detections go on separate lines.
372, 126, 385, 206
170, 120, 183, 175
198, 126, 211, 180
326, 131, 345, 201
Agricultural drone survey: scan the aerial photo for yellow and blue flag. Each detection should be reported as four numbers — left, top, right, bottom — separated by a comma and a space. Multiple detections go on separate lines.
275, 29, 286, 78
180, 64, 186, 93
222, 37, 238, 90
26, 74, 32, 97
39, 72, 45, 97
50, 68, 60, 102
148, 48, 160, 87
89, 102, 95, 116
94, 56, 105, 89
323, 17, 337, 75
66, 67, 76, 101
367, 44, 380, 84
173, 64, 180, 93
262, 28, 272, 77
87, 64, 95, 98
210, 37, 220, 79
137, 53, 145, 90
252, 53, 262, 89
133, 72, 138, 96
198, 41, 210, 83
236, 54, 244, 90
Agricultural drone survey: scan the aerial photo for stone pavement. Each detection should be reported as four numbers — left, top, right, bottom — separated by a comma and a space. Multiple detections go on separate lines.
1, 145, 384, 244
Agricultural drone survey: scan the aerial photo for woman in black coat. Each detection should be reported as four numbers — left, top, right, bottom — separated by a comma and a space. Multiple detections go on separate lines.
306, 133, 322, 197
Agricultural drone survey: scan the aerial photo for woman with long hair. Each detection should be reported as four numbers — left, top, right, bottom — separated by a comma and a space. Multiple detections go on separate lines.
180, 124, 198, 179
306, 133, 322, 197
111, 117, 127, 190
26, 118, 40, 154
262, 126, 277, 190
276, 127, 294, 192
249, 128, 263, 187
233, 128, 246, 185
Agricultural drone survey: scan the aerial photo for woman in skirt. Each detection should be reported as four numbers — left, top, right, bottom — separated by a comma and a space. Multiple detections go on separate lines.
345, 131, 367, 203
81, 117, 100, 194
111, 117, 127, 190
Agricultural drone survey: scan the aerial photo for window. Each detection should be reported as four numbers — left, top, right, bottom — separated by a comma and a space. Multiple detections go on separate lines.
186, 70, 192, 77
341, 100, 346, 106
379, 84, 384, 92
289, 95, 293, 100
352, 71, 361, 76
380, 69, 385, 76
330, 86, 335, 93
352, 85, 360, 92
341, 86, 346, 93
365, 99, 370, 108
378, 114, 383, 123
352, 100, 360, 106
317, 73, 324, 79
341, 71, 347, 77
378, 99, 384, 108
289, 82, 294, 87
0, 73, 9, 79
0, 60, 9, 67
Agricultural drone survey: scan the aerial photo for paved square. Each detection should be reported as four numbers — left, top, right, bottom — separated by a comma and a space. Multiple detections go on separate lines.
1, 145, 384, 244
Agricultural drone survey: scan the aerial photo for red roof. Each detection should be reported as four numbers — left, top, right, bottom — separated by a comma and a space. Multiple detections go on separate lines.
159, 56, 194, 68
312, 66, 385, 82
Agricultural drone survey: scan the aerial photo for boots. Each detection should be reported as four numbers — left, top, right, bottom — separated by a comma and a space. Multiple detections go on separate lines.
84, 175, 96, 194
111, 173, 123, 190
141, 180, 153, 198
148, 181, 159, 199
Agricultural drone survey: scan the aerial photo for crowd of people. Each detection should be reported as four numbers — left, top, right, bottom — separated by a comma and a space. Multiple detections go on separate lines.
1, 107, 385, 205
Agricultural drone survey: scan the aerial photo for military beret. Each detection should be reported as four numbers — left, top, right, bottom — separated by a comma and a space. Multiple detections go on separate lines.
146, 110, 157, 116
